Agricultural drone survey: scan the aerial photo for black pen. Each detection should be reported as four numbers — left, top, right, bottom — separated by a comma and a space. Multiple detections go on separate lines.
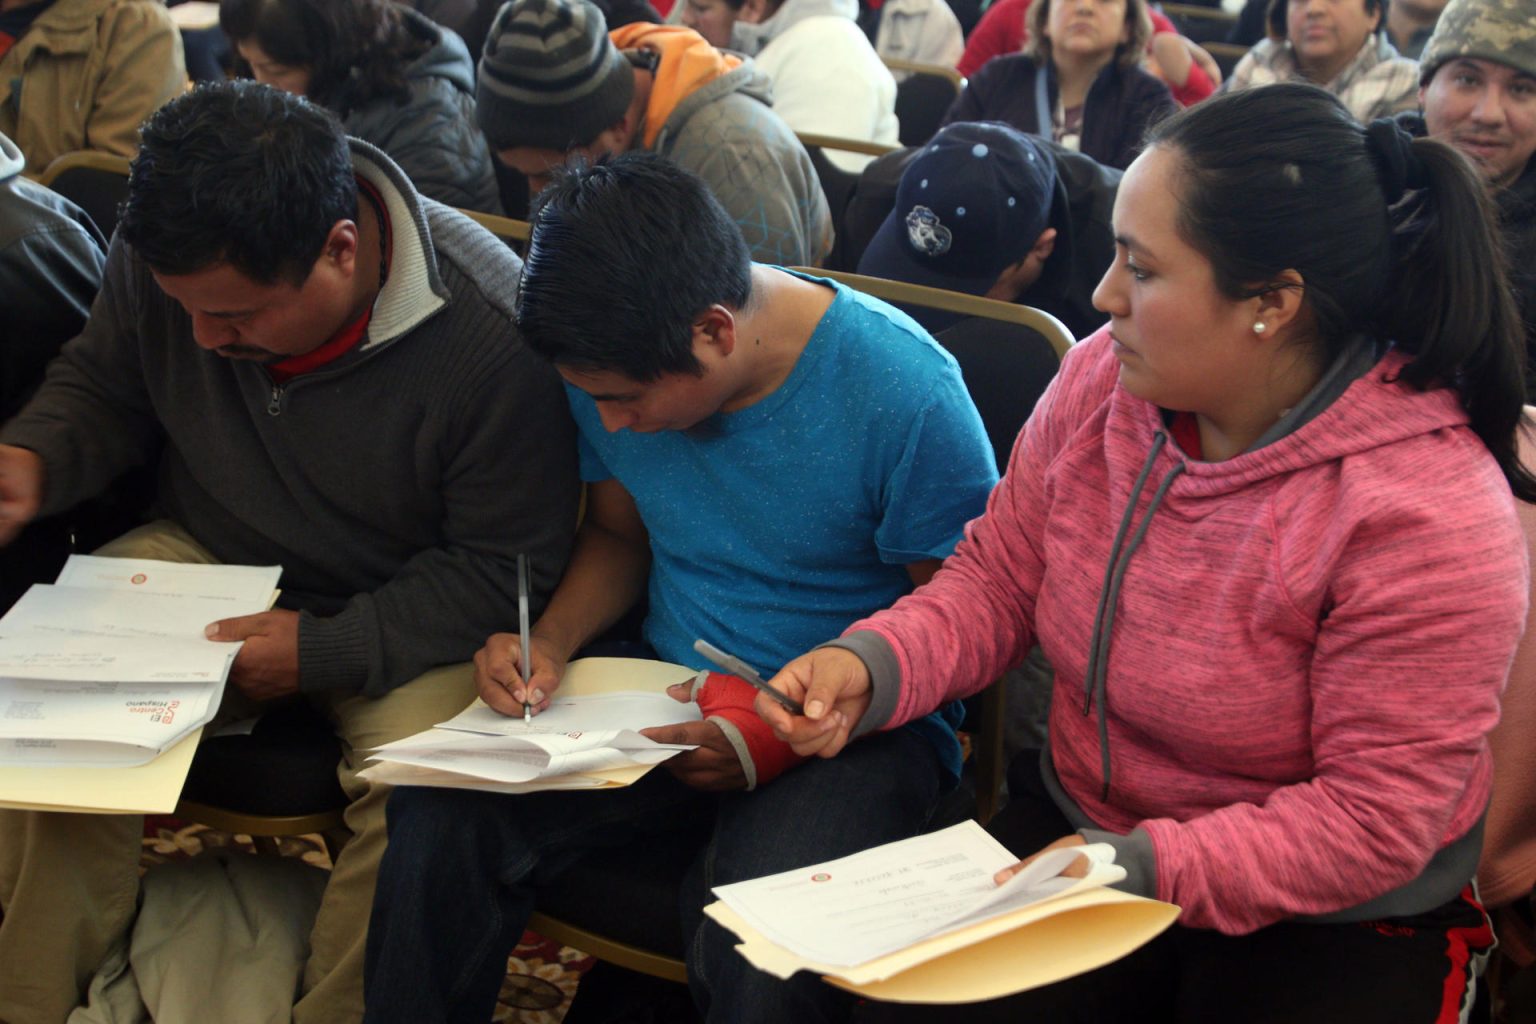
693, 638, 805, 716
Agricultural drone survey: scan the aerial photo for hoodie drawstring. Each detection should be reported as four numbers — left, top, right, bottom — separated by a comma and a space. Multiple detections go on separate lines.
1082, 431, 1186, 801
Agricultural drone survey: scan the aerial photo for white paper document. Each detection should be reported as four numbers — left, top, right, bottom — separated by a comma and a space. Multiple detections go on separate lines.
0, 559, 281, 767
54, 556, 281, 605
363, 659, 704, 792
704, 821, 1180, 1004
712, 821, 1126, 969
370, 723, 694, 783
439, 689, 702, 736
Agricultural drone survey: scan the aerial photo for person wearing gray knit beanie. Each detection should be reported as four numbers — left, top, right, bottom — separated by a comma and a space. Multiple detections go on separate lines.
476, 0, 637, 152
473, 0, 832, 265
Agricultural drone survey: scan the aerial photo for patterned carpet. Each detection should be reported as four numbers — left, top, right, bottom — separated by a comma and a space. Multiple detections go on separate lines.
140, 817, 595, 1023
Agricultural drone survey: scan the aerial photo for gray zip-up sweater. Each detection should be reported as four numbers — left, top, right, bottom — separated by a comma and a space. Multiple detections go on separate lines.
0, 140, 579, 696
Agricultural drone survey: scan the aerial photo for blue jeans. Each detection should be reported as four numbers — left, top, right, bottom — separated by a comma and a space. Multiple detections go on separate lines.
363, 729, 945, 1024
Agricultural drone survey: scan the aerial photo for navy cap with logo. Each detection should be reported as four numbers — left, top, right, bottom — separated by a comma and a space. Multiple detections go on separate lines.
859, 122, 1057, 299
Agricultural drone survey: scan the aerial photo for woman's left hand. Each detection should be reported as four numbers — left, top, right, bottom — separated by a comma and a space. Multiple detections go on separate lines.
994, 834, 1089, 885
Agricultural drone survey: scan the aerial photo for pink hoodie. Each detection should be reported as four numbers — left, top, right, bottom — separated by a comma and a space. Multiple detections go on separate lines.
848, 327, 1529, 934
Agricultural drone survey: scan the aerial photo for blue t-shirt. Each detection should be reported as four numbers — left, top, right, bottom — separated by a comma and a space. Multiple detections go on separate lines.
569, 272, 998, 778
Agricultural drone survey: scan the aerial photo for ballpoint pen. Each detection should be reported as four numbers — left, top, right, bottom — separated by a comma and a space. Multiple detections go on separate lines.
517, 554, 532, 724
693, 638, 805, 716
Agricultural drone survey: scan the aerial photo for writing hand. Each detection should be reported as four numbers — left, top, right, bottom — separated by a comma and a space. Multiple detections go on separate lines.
753, 647, 871, 758
473, 631, 566, 718
993, 835, 1089, 886
205, 609, 301, 700
0, 445, 44, 545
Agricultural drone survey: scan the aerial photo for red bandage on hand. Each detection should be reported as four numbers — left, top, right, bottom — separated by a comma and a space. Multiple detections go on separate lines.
690, 671, 807, 790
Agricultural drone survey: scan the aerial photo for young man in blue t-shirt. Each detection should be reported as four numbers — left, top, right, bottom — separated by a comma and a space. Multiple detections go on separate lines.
363, 154, 998, 1024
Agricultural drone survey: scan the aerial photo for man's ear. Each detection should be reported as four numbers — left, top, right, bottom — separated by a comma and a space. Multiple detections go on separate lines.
1030, 226, 1058, 264
693, 305, 737, 357
585, 104, 642, 158
320, 219, 360, 277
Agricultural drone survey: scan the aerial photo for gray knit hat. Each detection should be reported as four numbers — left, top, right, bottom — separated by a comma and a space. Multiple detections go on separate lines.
476, 0, 636, 151
1418, 0, 1536, 86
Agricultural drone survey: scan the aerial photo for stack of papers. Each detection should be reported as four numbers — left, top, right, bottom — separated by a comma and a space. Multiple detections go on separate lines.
705, 820, 1180, 1003
0, 557, 281, 769
362, 657, 704, 792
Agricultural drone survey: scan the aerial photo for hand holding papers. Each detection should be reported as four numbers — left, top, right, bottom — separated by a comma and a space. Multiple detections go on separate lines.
0, 558, 282, 768
705, 820, 1180, 1004
362, 657, 705, 793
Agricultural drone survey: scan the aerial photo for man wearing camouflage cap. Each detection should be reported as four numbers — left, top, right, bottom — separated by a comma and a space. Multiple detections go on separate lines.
1401, 0, 1536, 393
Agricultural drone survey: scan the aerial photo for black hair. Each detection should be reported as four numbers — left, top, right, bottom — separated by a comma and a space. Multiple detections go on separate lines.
1267, 0, 1387, 41
515, 152, 753, 381
118, 80, 358, 286
220, 0, 430, 115
1146, 83, 1534, 500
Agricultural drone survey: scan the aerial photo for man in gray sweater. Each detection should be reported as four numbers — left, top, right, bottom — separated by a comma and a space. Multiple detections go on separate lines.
0, 81, 579, 1024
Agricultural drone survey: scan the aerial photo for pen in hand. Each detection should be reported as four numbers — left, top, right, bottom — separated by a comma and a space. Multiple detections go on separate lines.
693, 639, 805, 716
517, 554, 532, 724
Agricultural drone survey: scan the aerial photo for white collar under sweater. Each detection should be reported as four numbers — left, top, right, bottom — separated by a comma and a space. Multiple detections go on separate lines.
349, 137, 450, 350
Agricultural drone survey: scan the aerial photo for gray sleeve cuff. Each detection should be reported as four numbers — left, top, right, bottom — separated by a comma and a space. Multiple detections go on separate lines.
1080, 828, 1157, 900
817, 630, 900, 740
707, 716, 758, 791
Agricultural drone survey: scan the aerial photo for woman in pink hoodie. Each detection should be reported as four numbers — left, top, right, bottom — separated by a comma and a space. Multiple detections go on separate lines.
761, 84, 1534, 1022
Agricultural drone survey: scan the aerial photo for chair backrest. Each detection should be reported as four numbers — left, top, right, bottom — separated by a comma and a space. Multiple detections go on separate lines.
1480, 412, 1536, 911
795, 133, 899, 267
882, 59, 962, 147
35, 150, 133, 241
1159, 3, 1240, 45
459, 208, 533, 254
1203, 41, 1250, 79
932, 316, 1062, 474
793, 267, 1074, 359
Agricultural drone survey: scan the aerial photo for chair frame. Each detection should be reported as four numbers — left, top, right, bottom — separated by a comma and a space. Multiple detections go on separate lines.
879, 58, 965, 90
791, 267, 1075, 359
33, 149, 133, 188
460, 209, 533, 247
794, 132, 900, 160
173, 799, 347, 859
527, 912, 689, 983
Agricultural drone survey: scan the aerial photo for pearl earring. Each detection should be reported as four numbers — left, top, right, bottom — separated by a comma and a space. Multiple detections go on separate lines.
1253, 322, 1266, 334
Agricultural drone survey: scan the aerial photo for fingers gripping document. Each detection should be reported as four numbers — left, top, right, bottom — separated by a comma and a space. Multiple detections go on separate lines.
0, 556, 284, 812
0, 557, 282, 767
705, 820, 1180, 1004
361, 657, 705, 792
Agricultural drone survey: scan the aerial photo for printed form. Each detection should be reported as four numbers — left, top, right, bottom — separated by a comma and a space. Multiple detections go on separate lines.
0, 557, 280, 766
363, 659, 705, 792
712, 821, 1124, 968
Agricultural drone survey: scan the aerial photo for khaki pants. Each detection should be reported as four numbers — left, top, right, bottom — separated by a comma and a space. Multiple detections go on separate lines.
0, 521, 477, 1024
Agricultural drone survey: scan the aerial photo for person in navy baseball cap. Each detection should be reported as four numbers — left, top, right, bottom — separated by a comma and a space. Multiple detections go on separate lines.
859, 121, 1064, 332
860, 121, 1062, 328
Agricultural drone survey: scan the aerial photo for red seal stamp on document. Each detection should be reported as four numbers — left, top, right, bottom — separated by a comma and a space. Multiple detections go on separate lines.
130, 574, 148, 585
811, 873, 831, 883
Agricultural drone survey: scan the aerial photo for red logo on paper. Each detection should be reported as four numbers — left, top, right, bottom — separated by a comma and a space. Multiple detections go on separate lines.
811, 873, 832, 883
130, 574, 148, 585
